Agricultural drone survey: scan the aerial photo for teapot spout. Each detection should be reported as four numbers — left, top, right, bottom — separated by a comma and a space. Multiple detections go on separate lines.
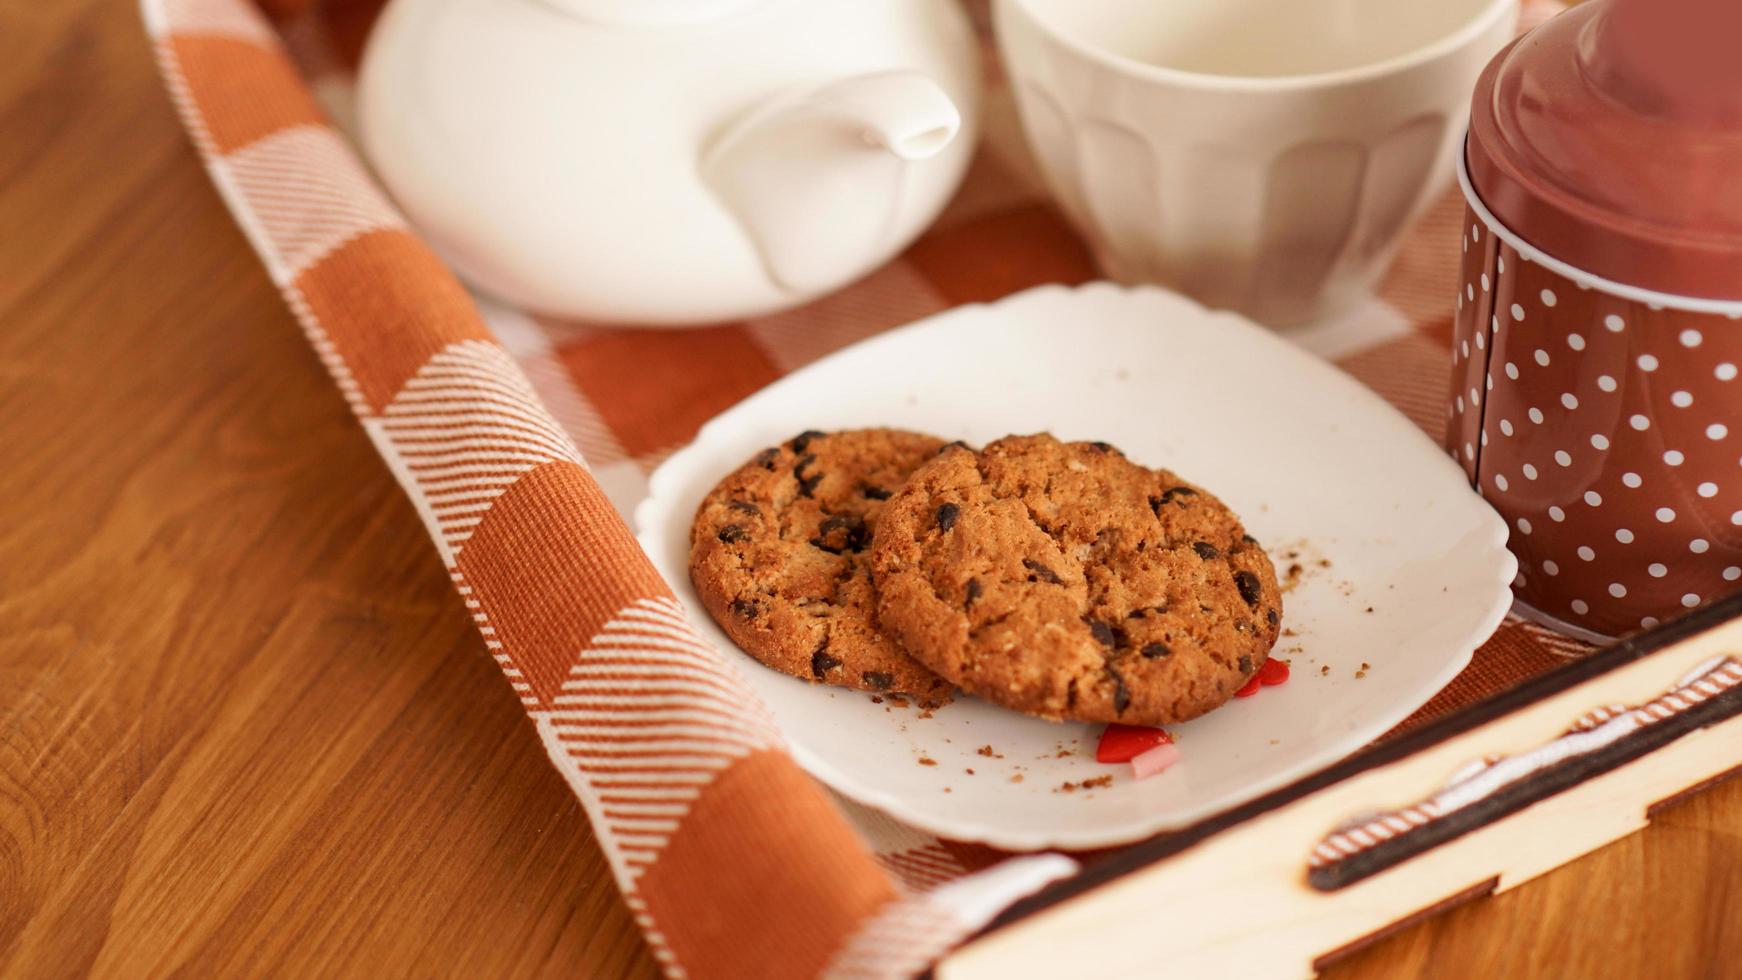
828, 71, 961, 161
701, 71, 962, 294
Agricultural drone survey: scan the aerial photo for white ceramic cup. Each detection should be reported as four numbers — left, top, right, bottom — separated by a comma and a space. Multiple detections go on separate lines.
994, 0, 1518, 326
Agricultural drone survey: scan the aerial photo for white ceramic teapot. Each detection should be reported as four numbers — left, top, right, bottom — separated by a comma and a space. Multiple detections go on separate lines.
357, 0, 982, 325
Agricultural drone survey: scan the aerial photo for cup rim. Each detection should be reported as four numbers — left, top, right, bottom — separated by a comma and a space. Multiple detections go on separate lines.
1458, 140, 1742, 318
998, 0, 1518, 92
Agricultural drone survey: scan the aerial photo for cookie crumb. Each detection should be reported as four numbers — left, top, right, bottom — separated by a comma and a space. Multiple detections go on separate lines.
917, 756, 937, 767
976, 745, 1000, 758
1320, 665, 1330, 676
1009, 773, 1024, 783
1283, 563, 1305, 591
965, 768, 975, 775
1055, 748, 1073, 759
870, 696, 883, 704
1082, 775, 1113, 790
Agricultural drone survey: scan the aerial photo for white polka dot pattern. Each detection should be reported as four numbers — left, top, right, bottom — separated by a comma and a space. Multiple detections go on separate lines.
1446, 207, 1742, 637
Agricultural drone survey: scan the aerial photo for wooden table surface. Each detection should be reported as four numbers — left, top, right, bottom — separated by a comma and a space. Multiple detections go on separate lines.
3, 2, 1738, 977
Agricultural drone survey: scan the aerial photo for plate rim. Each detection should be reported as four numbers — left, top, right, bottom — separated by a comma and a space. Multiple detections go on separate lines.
634, 282, 1516, 850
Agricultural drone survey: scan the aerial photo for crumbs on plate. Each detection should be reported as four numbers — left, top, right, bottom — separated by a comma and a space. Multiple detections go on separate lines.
1055, 775, 1114, 794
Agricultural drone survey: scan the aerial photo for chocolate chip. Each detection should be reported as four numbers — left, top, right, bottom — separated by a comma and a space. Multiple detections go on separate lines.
1234, 570, 1263, 606
1142, 642, 1171, 659
964, 578, 982, 607
717, 524, 749, 543
754, 448, 779, 470
810, 514, 868, 554
793, 454, 821, 497
1084, 618, 1116, 648
727, 500, 760, 515
1089, 441, 1119, 454
1193, 541, 1221, 560
936, 502, 960, 532
1154, 486, 1198, 509
1109, 668, 1131, 714
1266, 608, 1280, 626
790, 430, 824, 454
861, 484, 891, 500
937, 440, 969, 455
811, 642, 842, 679
863, 671, 893, 691
1238, 655, 1253, 674
730, 598, 759, 618
1022, 558, 1062, 584
1127, 608, 1147, 619
1242, 533, 1259, 545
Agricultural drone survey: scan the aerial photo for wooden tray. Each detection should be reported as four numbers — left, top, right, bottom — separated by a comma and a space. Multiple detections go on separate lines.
942, 595, 1742, 975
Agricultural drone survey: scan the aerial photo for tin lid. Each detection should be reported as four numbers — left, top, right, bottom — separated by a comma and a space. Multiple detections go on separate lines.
1466, 0, 1742, 300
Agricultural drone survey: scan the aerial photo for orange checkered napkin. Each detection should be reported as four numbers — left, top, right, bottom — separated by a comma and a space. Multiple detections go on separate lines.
145, 0, 1574, 976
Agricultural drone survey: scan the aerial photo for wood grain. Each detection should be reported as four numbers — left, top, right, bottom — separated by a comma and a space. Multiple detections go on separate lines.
0, 2, 1735, 978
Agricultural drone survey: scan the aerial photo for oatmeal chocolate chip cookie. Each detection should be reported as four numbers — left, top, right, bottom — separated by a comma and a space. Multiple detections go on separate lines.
870, 434, 1281, 724
690, 429, 954, 700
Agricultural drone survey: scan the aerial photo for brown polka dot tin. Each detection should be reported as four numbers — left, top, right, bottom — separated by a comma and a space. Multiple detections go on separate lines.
1445, 0, 1742, 639
1448, 155, 1742, 639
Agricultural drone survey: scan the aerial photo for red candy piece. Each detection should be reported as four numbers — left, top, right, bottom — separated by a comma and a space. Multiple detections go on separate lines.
1258, 658, 1290, 686
1095, 723, 1174, 763
1234, 676, 1262, 698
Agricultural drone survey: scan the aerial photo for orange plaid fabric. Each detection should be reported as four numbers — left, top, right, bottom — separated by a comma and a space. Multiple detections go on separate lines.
144, 0, 1571, 976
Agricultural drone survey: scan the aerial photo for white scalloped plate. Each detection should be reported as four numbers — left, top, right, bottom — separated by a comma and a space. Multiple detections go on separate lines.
635, 284, 1513, 850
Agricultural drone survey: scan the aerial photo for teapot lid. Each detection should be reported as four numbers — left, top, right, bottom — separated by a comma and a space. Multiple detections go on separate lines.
1466, 0, 1742, 300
